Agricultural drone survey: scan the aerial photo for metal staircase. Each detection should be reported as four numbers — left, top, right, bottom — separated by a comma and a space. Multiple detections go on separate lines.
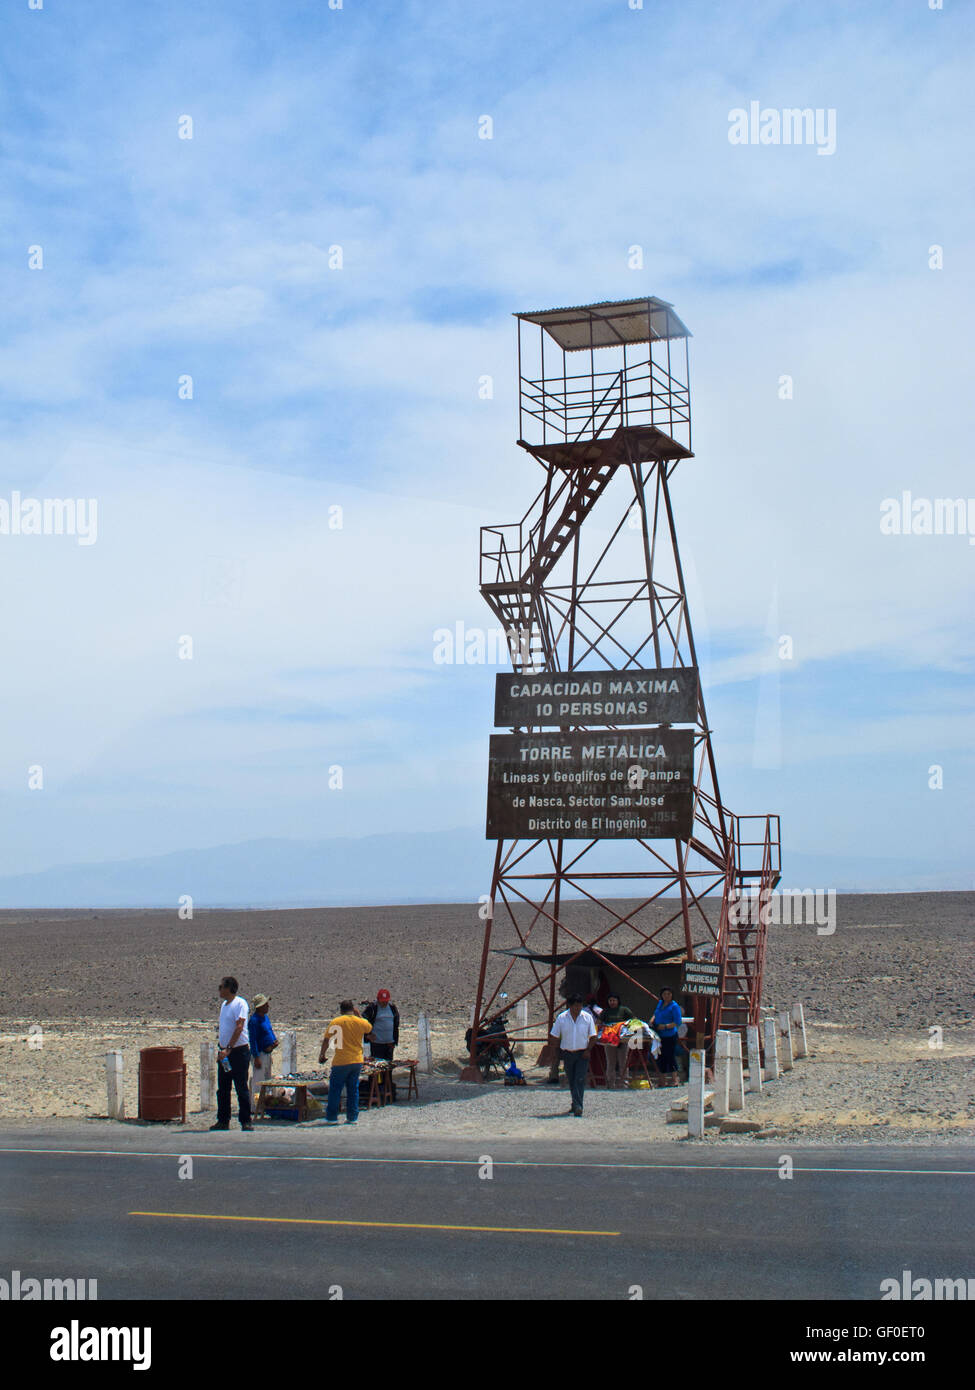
480, 584, 550, 675
528, 453, 619, 584
715, 814, 781, 1045
480, 403, 630, 675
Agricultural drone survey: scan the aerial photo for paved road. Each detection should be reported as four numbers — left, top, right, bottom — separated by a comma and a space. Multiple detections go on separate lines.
0, 1136, 972, 1300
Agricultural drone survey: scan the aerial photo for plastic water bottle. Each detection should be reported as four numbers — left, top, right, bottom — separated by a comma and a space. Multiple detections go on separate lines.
220, 1056, 231, 1073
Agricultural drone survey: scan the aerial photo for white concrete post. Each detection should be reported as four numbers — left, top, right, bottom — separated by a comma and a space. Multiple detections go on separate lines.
200, 1042, 216, 1111
777, 1010, 794, 1071
417, 1012, 433, 1074
514, 999, 529, 1056
729, 1032, 745, 1111
280, 1030, 297, 1077
687, 1049, 705, 1139
791, 1001, 808, 1058
713, 1030, 732, 1117
746, 1024, 763, 1094
106, 1050, 124, 1120
763, 1017, 780, 1082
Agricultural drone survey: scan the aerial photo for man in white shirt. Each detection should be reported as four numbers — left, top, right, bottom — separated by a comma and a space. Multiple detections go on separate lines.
211, 975, 253, 1131
549, 994, 597, 1116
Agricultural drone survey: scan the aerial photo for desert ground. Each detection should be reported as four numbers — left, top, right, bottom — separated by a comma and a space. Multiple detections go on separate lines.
0, 892, 972, 1143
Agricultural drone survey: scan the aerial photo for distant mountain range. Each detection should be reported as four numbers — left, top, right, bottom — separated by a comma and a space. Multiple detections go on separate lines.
0, 829, 969, 908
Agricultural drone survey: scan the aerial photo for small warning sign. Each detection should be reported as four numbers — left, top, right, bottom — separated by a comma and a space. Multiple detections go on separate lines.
682, 960, 721, 997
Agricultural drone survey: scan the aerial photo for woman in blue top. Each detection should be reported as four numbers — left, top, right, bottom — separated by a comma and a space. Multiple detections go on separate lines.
652, 987, 683, 1087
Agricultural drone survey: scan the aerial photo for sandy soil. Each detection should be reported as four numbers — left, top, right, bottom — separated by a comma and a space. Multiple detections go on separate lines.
0, 893, 972, 1142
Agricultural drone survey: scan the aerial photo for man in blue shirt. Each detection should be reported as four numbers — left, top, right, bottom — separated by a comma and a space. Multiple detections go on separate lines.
248, 993, 279, 1107
652, 987, 683, 1087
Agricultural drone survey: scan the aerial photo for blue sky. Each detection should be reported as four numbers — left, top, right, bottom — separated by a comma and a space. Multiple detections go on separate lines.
0, 0, 972, 889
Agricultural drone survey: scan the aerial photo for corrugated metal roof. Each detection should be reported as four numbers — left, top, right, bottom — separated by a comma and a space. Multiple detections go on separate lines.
515, 297, 690, 351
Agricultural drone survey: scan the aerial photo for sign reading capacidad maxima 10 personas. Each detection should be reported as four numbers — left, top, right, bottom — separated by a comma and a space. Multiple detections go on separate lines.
494, 667, 698, 728
486, 729, 694, 840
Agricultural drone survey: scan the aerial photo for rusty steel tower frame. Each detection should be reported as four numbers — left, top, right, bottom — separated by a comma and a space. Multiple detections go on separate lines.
465, 298, 780, 1076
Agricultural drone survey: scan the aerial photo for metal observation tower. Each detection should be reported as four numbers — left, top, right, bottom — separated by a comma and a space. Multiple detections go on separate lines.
463, 297, 780, 1079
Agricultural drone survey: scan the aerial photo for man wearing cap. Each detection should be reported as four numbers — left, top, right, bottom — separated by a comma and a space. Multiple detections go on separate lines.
248, 994, 278, 1107
362, 989, 399, 1063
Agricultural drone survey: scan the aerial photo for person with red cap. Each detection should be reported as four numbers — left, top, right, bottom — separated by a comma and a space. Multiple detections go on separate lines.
362, 988, 399, 1062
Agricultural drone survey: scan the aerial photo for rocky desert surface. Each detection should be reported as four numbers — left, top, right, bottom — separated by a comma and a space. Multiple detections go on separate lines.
0, 892, 971, 1143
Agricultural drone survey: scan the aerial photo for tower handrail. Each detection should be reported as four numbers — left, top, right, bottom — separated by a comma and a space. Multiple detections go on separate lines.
567, 369, 624, 444
519, 357, 691, 442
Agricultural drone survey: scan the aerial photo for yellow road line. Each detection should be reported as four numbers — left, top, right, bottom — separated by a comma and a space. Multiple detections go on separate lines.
129, 1210, 619, 1236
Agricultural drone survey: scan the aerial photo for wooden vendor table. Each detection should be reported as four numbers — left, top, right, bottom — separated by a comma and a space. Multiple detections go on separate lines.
255, 1061, 420, 1119
390, 1058, 420, 1100
362, 1060, 393, 1108
254, 1080, 316, 1121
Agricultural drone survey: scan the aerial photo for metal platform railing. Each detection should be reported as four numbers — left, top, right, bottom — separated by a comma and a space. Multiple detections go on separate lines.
519, 358, 690, 446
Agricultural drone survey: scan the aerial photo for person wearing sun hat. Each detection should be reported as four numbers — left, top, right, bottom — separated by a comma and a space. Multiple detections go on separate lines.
362, 988, 399, 1063
248, 993, 278, 1106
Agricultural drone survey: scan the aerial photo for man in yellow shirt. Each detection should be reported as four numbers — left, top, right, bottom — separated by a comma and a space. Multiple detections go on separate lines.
319, 1000, 373, 1125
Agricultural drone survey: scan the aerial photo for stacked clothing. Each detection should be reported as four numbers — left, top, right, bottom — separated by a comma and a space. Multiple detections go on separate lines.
619, 1017, 661, 1058
597, 1021, 625, 1047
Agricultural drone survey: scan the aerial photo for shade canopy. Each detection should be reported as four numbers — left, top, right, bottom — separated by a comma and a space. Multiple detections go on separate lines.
516, 297, 690, 352
491, 945, 703, 967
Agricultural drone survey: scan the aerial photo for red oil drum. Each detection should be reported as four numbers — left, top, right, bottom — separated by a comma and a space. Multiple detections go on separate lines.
138, 1047, 187, 1123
